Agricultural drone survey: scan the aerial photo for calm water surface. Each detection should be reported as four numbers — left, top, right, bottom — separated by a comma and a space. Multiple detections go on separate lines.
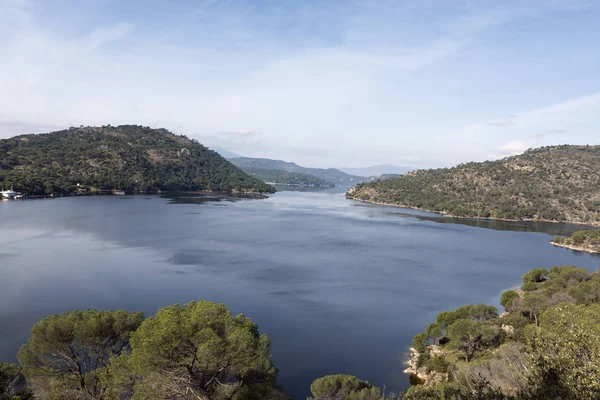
1, 192, 599, 398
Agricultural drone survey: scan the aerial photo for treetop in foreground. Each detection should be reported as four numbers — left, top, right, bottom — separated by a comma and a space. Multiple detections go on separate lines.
6, 267, 600, 399
128, 300, 283, 399
13, 302, 286, 400
406, 265, 600, 399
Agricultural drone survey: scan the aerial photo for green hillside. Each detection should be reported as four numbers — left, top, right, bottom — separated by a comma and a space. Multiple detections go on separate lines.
229, 157, 366, 187
242, 168, 334, 187
0, 125, 274, 195
347, 145, 600, 225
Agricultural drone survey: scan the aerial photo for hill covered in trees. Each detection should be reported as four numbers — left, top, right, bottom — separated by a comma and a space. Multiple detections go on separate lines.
236, 168, 334, 188
228, 157, 366, 188
347, 145, 600, 225
0, 125, 274, 195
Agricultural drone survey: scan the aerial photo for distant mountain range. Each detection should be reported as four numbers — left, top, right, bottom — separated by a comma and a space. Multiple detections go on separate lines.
210, 147, 242, 159
228, 157, 367, 187
210, 147, 414, 183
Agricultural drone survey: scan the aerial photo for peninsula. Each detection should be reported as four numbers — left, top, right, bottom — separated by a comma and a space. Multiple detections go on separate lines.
552, 229, 600, 254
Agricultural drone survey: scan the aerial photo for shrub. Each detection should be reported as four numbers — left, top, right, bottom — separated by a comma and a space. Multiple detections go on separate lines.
308, 374, 381, 400
500, 290, 519, 311
426, 356, 450, 373
412, 333, 428, 353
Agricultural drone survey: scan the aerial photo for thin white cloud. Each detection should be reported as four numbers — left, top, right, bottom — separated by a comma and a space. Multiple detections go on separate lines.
0, 120, 62, 137
83, 23, 134, 50
496, 140, 528, 156
486, 117, 517, 127
0, 0, 598, 168
216, 130, 261, 145
530, 126, 570, 138
436, 91, 600, 165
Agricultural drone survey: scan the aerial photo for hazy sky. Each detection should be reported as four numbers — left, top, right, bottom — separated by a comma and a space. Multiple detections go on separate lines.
1, 0, 599, 168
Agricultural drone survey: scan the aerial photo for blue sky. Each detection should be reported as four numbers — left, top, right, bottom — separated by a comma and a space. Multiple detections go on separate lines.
1, 0, 599, 168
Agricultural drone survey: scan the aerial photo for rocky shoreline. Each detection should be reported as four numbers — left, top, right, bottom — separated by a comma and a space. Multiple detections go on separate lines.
403, 347, 421, 377
403, 346, 446, 386
346, 196, 599, 227
550, 241, 599, 254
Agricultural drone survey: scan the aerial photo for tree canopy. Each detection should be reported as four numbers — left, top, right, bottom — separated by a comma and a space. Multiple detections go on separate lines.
524, 304, 600, 399
409, 266, 600, 398
307, 375, 385, 400
5, 266, 600, 399
128, 300, 283, 400
17, 309, 144, 399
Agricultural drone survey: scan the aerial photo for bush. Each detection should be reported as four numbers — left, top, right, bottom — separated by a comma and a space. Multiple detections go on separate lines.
500, 290, 519, 311
571, 231, 587, 244
416, 351, 430, 369
308, 375, 384, 400
522, 268, 548, 284
522, 281, 538, 292
408, 374, 425, 386
412, 333, 428, 353
426, 356, 450, 373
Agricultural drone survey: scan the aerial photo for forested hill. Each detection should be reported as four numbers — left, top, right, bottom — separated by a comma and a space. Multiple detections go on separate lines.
242, 168, 334, 188
347, 145, 600, 225
0, 125, 274, 195
229, 157, 366, 187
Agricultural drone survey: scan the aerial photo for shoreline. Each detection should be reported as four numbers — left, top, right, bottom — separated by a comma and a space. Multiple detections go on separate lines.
265, 182, 334, 189
403, 347, 419, 376
10, 189, 273, 201
346, 196, 599, 228
550, 241, 599, 254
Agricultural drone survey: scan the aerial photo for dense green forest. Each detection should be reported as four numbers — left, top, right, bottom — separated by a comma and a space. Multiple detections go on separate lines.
240, 168, 334, 188
0, 125, 274, 195
347, 145, 600, 225
2, 266, 599, 399
552, 229, 600, 253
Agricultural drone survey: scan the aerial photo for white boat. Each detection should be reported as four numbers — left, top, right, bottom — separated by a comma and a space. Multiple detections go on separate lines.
1, 189, 17, 199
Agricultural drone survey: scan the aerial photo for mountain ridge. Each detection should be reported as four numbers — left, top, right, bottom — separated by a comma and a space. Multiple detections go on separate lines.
339, 164, 412, 177
228, 156, 367, 187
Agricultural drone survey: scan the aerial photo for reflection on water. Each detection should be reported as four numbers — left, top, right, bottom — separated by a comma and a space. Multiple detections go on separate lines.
163, 192, 268, 205
348, 201, 591, 236
164, 191, 594, 237
1, 191, 599, 399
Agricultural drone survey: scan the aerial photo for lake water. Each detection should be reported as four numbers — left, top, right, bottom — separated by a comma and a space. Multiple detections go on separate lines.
1, 192, 598, 398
